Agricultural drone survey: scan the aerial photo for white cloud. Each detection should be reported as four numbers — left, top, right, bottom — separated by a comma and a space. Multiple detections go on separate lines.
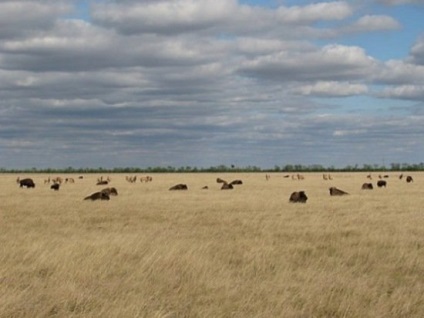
275, 1, 353, 24
239, 44, 378, 82
0, 1, 70, 39
409, 36, 424, 65
379, 85, 424, 100
375, 60, 424, 85
293, 81, 369, 97
349, 15, 401, 32
377, 0, 424, 5
92, 0, 238, 34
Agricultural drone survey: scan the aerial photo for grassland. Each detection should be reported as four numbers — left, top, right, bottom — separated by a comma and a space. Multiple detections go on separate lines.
1, 172, 424, 317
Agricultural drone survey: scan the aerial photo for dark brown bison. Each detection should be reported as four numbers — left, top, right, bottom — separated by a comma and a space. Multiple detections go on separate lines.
289, 191, 308, 203
406, 176, 413, 183
202, 186, 209, 190
96, 180, 108, 185
221, 183, 234, 190
50, 183, 60, 191
361, 183, 373, 190
19, 178, 35, 188
101, 187, 118, 196
216, 178, 226, 184
377, 180, 387, 188
84, 191, 110, 201
230, 180, 243, 185
169, 184, 188, 190
329, 187, 349, 196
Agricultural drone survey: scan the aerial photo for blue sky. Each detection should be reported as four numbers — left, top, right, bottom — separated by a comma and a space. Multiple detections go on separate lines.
0, 0, 424, 169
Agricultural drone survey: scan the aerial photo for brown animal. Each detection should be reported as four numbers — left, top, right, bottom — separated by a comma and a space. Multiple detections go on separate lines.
169, 184, 188, 190
84, 192, 110, 201
377, 180, 387, 188
361, 183, 373, 190
289, 191, 308, 203
50, 183, 60, 191
406, 176, 413, 183
216, 178, 226, 184
19, 178, 35, 188
221, 183, 234, 190
101, 187, 118, 196
230, 179, 243, 185
97, 180, 108, 185
329, 187, 349, 196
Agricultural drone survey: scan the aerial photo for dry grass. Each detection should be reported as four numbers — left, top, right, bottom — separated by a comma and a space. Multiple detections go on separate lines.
1, 172, 424, 317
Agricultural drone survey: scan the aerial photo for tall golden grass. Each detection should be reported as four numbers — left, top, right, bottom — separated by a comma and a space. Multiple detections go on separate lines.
1, 172, 424, 317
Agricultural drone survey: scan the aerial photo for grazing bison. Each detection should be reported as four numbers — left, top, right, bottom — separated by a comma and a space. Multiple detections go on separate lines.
50, 183, 60, 191
329, 187, 349, 196
230, 180, 243, 185
221, 183, 234, 190
406, 176, 413, 183
169, 184, 188, 190
289, 191, 308, 203
377, 180, 387, 188
101, 187, 118, 196
361, 183, 373, 190
19, 178, 35, 188
84, 191, 110, 201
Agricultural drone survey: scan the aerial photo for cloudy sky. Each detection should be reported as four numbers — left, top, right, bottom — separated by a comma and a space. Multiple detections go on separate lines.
1, 0, 424, 169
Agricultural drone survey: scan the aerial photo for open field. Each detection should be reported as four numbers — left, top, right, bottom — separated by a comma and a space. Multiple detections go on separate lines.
1, 172, 424, 317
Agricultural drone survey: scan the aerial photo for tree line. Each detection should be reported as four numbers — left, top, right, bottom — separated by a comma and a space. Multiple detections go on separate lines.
1, 162, 424, 173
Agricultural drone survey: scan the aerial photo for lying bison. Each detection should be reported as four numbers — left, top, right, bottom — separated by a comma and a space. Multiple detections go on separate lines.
50, 183, 60, 191
221, 183, 234, 190
216, 178, 227, 184
406, 176, 413, 183
289, 191, 308, 203
230, 180, 243, 185
329, 187, 349, 196
361, 183, 373, 190
84, 191, 110, 201
169, 184, 188, 190
96, 180, 108, 186
101, 187, 118, 196
19, 178, 35, 188
377, 180, 387, 188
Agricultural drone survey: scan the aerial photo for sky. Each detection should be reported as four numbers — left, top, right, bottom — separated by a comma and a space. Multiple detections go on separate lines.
1, 0, 424, 169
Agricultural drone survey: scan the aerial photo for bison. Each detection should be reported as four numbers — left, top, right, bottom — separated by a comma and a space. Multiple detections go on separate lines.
84, 191, 110, 201
406, 176, 413, 183
221, 183, 234, 190
96, 180, 108, 185
230, 180, 243, 185
216, 178, 226, 184
361, 183, 373, 190
169, 184, 188, 190
377, 180, 387, 188
50, 183, 60, 191
289, 191, 308, 203
329, 187, 349, 196
19, 178, 35, 188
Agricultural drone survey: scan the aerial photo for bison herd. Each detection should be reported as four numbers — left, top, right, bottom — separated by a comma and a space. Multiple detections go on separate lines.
15, 173, 415, 203
289, 173, 414, 203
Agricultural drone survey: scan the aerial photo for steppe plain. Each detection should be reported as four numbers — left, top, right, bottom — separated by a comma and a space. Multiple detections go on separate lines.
1, 172, 424, 317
